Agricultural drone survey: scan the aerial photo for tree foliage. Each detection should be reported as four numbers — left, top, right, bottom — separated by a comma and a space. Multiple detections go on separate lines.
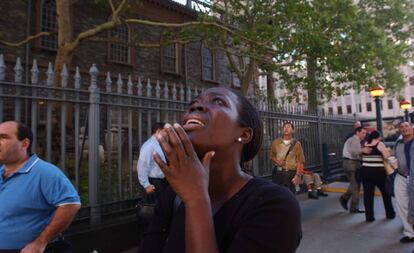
178, 0, 414, 107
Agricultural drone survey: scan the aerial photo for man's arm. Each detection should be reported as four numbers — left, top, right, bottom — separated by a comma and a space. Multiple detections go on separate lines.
21, 204, 81, 253
137, 145, 154, 193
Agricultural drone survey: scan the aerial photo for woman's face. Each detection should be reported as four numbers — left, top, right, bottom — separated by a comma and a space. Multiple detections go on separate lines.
182, 87, 244, 155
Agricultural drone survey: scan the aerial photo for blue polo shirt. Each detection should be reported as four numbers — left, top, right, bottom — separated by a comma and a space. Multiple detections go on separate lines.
0, 154, 81, 249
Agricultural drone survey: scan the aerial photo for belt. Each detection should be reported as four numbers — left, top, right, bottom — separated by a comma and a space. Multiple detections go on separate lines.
343, 157, 360, 162
275, 166, 296, 172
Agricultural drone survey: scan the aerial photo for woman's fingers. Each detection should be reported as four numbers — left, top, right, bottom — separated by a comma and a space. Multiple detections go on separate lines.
163, 123, 187, 162
174, 123, 196, 157
156, 129, 179, 166
153, 152, 170, 175
202, 151, 215, 170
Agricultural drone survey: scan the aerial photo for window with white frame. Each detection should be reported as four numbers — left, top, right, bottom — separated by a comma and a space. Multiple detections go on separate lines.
202, 46, 215, 81
232, 72, 240, 88
410, 76, 414, 86
109, 25, 130, 64
162, 44, 178, 73
337, 106, 343, 115
40, 0, 57, 50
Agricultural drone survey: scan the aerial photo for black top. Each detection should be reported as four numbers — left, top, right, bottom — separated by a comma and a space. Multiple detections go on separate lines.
139, 177, 302, 253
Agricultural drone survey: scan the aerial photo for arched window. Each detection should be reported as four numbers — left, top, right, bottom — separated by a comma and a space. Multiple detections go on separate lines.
109, 25, 131, 64
40, 0, 57, 50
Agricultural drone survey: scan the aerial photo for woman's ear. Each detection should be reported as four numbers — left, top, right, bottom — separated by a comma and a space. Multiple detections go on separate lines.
239, 127, 253, 144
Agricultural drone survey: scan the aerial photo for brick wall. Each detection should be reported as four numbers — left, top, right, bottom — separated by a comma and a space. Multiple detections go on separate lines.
0, 0, 232, 89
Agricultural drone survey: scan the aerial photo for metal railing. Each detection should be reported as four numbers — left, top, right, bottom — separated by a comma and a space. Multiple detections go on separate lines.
0, 54, 354, 224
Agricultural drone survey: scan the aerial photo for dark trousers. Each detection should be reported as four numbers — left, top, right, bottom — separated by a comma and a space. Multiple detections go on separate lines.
341, 160, 361, 211
272, 167, 296, 193
360, 166, 395, 220
144, 178, 168, 204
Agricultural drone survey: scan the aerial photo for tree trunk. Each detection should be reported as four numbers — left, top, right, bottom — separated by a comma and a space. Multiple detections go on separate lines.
266, 73, 275, 101
54, 0, 74, 86
306, 55, 318, 111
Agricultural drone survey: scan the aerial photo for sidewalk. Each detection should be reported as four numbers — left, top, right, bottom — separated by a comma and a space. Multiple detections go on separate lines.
297, 182, 413, 253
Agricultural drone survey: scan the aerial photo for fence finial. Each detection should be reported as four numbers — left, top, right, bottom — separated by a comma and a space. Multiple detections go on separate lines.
46, 62, 54, 87
164, 81, 169, 99
0, 54, 7, 81
105, 72, 112, 92
137, 77, 143, 96
61, 64, 69, 88
117, 73, 123, 94
146, 78, 152, 97
179, 83, 185, 101
172, 83, 177, 101
194, 86, 199, 97
30, 59, 39, 85
89, 64, 99, 89
74, 67, 81, 89
14, 57, 23, 83
127, 75, 133, 95
155, 80, 161, 98
186, 86, 192, 101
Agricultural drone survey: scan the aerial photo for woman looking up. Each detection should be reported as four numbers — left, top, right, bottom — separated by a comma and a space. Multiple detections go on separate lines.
139, 87, 302, 253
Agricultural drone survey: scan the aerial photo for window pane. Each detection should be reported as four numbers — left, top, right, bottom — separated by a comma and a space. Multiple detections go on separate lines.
40, 0, 57, 49
202, 47, 214, 80
109, 26, 130, 64
387, 100, 393, 109
337, 106, 343, 115
163, 44, 177, 73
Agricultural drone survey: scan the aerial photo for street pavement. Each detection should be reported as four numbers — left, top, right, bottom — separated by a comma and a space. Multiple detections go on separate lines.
123, 182, 414, 253
297, 183, 413, 253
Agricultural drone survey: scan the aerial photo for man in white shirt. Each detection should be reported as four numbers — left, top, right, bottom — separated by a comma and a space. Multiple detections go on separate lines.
395, 122, 414, 243
137, 122, 166, 203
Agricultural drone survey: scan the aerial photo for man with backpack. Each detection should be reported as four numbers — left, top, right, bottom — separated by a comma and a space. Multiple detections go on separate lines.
270, 121, 305, 193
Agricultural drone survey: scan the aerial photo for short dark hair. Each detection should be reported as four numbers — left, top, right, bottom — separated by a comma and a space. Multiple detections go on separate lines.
283, 121, 294, 130
354, 126, 364, 134
16, 122, 33, 154
366, 130, 380, 144
232, 90, 263, 163
151, 122, 165, 135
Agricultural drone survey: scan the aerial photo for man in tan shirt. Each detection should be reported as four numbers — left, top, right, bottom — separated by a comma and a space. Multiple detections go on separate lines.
270, 122, 305, 193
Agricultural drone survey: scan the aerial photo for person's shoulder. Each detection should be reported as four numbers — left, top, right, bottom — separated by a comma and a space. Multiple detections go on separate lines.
33, 158, 66, 178
271, 138, 283, 144
245, 178, 298, 206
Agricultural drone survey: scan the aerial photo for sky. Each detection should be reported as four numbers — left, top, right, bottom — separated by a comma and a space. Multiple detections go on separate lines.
173, 0, 187, 5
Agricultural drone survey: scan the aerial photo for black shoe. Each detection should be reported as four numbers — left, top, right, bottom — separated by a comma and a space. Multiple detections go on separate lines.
386, 213, 396, 219
400, 236, 414, 243
366, 217, 375, 222
317, 190, 328, 197
339, 197, 348, 210
308, 191, 319, 199
350, 209, 365, 213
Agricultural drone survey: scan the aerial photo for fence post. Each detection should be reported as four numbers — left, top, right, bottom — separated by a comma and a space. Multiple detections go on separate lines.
316, 108, 325, 176
0, 55, 6, 123
14, 57, 23, 121
88, 64, 101, 225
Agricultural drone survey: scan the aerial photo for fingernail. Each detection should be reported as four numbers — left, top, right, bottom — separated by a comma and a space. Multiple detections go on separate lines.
173, 123, 181, 128
211, 151, 215, 157
165, 123, 172, 128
